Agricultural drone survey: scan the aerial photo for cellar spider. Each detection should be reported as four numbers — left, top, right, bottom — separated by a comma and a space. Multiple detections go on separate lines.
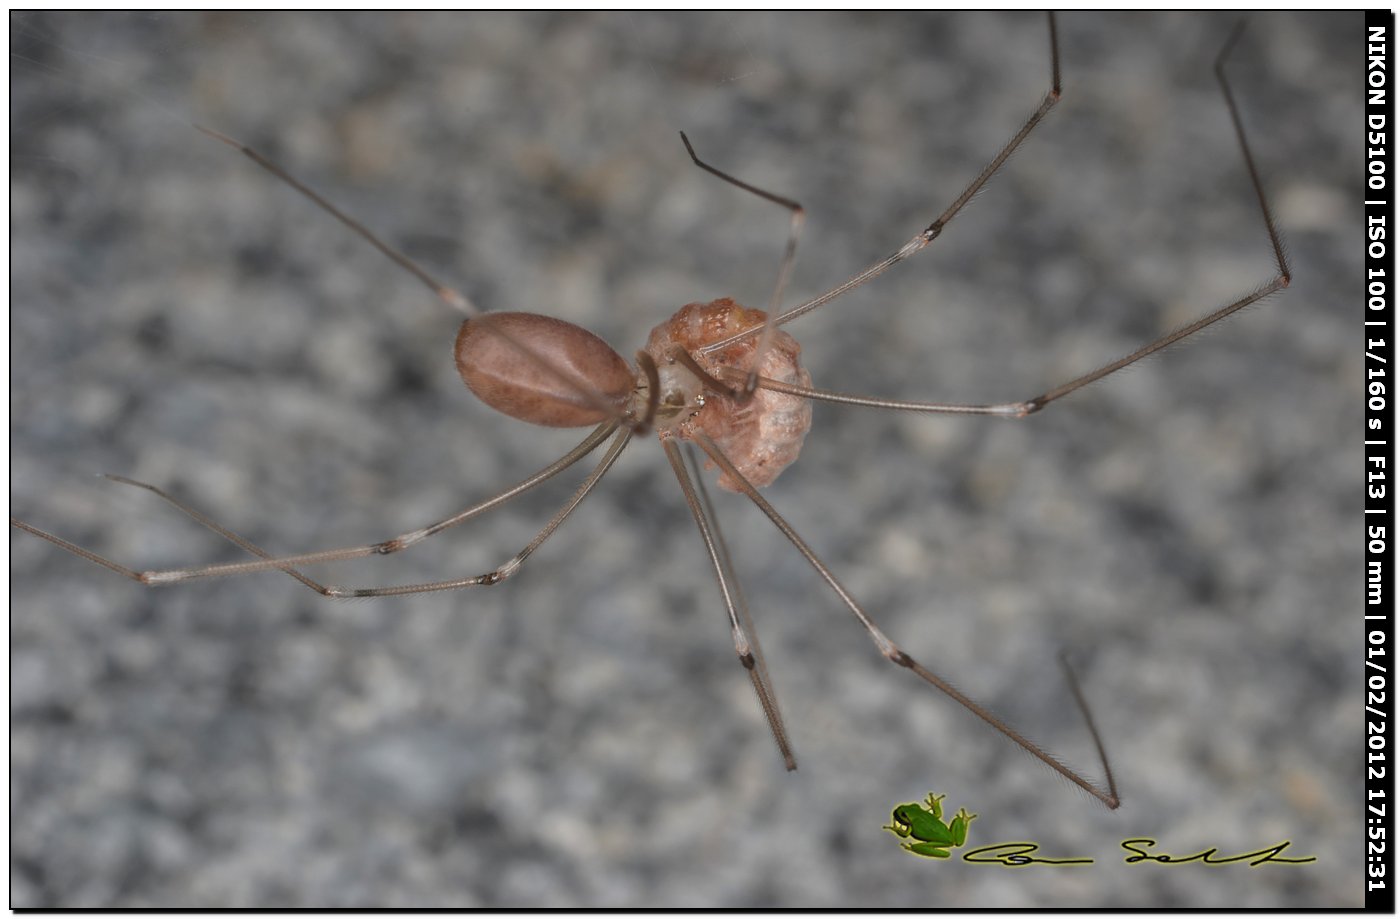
10, 14, 1289, 812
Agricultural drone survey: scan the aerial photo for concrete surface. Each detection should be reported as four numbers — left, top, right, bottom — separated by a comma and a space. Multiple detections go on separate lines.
11, 11, 1360, 907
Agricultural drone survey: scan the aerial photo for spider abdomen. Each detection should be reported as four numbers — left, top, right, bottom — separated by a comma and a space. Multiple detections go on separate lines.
454, 312, 635, 428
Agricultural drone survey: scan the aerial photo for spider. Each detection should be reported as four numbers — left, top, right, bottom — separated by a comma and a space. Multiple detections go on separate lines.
10, 13, 1289, 811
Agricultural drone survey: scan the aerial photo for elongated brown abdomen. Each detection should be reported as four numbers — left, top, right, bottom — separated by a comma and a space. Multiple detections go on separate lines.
454, 312, 635, 427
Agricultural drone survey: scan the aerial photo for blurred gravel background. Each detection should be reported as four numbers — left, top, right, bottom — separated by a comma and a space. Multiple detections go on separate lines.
11, 11, 1359, 908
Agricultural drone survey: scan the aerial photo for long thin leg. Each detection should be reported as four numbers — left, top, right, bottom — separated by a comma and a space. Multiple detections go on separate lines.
133, 425, 630, 598
679, 131, 806, 402
697, 11, 1062, 358
320, 425, 630, 598
727, 19, 1288, 418
11, 422, 615, 586
194, 126, 631, 427
685, 447, 794, 767
1058, 650, 1119, 808
689, 430, 1119, 809
663, 438, 797, 770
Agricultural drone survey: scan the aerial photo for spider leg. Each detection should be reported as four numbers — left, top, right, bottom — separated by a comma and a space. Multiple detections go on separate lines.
743, 20, 1288, 418
314, 426, 631, 598
195, 126, 631, 427
200, 426, 631, 599
678, 130, 805, 403
697, 11, 1062, 357
11, 422, 616, 590
690, 430, 1119, 809
663, 437, 796, 770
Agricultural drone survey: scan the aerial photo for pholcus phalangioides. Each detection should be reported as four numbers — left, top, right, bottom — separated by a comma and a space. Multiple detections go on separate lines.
10, 12, 1291, 817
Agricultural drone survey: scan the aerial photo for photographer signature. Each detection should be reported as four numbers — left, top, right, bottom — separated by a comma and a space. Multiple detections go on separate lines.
961, 838, 1317, 868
